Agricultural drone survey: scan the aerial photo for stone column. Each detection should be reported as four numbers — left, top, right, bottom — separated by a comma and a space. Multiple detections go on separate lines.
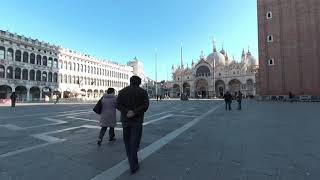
39, 89, 43, 101
61, 91, 64, 99
27, 88, 30, 101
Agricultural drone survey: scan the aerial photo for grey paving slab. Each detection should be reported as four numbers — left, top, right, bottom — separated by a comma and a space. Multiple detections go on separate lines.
1, 100, 320, 180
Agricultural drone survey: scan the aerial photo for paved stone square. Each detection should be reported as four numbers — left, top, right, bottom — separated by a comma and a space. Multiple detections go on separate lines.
0, 100, 320, 180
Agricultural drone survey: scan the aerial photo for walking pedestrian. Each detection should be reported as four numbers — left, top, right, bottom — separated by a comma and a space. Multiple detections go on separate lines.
223, 91, 232, 110
55, 95, 60, 104
236, 91, 243, 110
10, 92, 17, 107
95, 88, 117, 145
116, 76, 149, 174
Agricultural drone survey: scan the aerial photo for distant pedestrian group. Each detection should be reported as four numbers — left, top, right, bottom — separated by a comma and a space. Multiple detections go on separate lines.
224, 91, 243, 111
93, 75, 149, 174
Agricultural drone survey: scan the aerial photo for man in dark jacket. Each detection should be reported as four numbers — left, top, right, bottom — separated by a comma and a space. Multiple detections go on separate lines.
223, 91, 232, 110
236, 91, 243, 110
116, 76, 149, 174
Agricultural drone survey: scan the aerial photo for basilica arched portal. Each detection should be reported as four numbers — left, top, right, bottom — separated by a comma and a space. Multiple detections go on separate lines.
228, 79, 241, 95
195, 79, 209, 98
172, 84, 180, 98
215, 80, 225, 98
182, 82, 191, 96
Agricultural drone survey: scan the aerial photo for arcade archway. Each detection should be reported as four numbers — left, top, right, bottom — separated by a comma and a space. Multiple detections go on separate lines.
30, 86, 40, 101
15, 86, 27, 101
0, 85, 12, 99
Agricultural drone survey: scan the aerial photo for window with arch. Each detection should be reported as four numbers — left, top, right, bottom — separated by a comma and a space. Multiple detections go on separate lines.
73, 62, 76, 71
42, 71, 48, 82
42, 72, 47, 81
54, 59, 58, 68
7, 66, 13, 79
0, 46, 5, 59
0, 65, 5, 78
68, 75, 71, 84
15, 50, 21, 62
266, 11, 272, 19
36, 70, 41, 81
7, 48, 13, 60
36, 55, 41, 65
30, 53, 35, 64
48, 72, 52, 82
267, 35, 273, 43
77, 63, 79, 72
22, 69, 28, 80
48, 57, 53, 68
15, 67, 21, 79
53, 73, 58, 83
30, 70, 35, 81
42, 56, 47, 66
64, 75, 67, 83
23, 52, 29, 63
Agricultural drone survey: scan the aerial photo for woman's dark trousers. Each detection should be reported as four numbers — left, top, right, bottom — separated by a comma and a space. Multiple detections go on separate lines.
98, 127, 115, 140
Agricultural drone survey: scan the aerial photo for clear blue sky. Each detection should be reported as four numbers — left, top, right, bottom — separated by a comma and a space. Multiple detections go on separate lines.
0, 0, 258, 81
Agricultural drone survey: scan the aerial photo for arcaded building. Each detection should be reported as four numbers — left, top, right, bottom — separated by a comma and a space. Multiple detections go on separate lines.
0, 30, 133, 101
170, 42, 258, 98
258, 0, 320, 96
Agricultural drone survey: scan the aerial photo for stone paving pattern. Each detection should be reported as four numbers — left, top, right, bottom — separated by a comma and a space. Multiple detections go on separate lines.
0, 100, 319, 180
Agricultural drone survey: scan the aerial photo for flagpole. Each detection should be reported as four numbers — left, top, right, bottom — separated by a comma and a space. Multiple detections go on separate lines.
155, 48, 158, 97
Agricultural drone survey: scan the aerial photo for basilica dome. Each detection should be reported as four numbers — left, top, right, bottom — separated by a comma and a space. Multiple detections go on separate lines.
207, 52, 226, 66
246, 55, 258, 66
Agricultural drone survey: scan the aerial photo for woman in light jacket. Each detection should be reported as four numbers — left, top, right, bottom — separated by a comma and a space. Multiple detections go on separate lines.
97, 88, 117, 145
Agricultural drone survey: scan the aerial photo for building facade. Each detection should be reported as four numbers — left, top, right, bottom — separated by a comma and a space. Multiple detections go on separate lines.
0, 30, 133, 101
258, 0, 320, 96
170, 43, 258, 98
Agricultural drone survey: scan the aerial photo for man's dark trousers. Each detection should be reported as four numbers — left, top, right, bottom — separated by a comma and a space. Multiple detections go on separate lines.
11, 100, 16, 107
122, 122, 142, 171
225, 101, 231, 110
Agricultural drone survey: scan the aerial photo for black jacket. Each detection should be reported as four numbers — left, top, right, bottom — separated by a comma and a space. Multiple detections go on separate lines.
223, 93, 232, 102
116, 85, 149, 123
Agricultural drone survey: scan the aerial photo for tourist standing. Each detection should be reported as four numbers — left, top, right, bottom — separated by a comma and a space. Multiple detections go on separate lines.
10, 92, 17, 107
116, 76, 149, 174
236, 91, 243, 110
223, 91, 232, 110
96, 88, 117, 145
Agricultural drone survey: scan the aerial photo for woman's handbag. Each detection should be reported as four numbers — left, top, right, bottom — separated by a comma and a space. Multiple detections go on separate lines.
93, 98, 103, 114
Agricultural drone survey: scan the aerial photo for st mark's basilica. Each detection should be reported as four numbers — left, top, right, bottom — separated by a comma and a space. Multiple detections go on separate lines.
170, 42, 258, 98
